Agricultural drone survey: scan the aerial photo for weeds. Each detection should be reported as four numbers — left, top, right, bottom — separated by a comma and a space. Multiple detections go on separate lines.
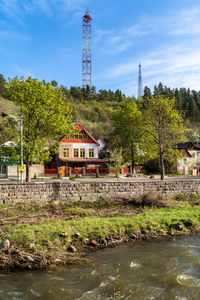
140, 193, 168, 207
96, 196, 111, 208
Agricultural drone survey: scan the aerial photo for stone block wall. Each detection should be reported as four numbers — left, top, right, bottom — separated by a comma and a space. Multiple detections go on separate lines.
0, 179, 199, 205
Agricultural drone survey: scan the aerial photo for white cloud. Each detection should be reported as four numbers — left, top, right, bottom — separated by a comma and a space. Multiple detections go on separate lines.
94, 22, 149, 55
13, 64, 34, 78
97, 7, 200, 95
0, 0, 89, 21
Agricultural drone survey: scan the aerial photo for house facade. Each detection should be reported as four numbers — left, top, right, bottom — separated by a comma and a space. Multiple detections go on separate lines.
56, 123, 107, 176
177, 142, 200, 175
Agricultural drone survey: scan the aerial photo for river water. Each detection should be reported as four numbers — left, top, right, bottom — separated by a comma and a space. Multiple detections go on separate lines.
0, 236, 200, 300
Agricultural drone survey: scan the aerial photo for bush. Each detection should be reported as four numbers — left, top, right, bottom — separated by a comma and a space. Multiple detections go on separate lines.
96, 196, 110, 207
75, 173, 81, 179
140, 192, 168, 207
144, 158, 177, 175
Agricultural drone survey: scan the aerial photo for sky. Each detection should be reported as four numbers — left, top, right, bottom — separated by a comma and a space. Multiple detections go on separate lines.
0, 0, 200, 96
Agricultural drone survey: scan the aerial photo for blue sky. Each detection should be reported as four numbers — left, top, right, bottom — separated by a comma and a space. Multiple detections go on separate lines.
0, 0, 200, 96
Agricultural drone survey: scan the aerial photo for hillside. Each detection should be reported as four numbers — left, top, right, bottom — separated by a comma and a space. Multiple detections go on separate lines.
0, 86, 124, 139
0, 97, 19, 129
70, 98, 123, 138
1, 79, 200, 140
0, 97, 19, 117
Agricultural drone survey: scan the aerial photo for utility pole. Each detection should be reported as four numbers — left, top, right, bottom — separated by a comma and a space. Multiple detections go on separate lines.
20, 114, 23, 183
82, 11, 92, 89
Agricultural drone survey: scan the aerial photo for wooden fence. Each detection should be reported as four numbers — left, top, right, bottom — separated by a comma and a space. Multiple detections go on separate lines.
44, 167, 130, 176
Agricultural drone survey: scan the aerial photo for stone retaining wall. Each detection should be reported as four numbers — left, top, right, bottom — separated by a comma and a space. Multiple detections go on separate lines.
0, 179, 200, 205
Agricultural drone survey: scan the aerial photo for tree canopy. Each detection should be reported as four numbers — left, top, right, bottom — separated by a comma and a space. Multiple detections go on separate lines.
111, 101, 144, 175
144, 95, 188, 179
8, 77, 73, 182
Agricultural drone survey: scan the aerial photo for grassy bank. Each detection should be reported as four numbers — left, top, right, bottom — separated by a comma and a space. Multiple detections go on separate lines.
0, 194, 200, 271
5, 205, 200, 247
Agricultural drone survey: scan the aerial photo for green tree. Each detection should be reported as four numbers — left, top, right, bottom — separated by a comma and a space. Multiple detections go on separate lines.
111, 101, 144, 176
0, 115, 19, 162
108, 148, 127, 177
0, 74, 7, 98
51, 80, 58, 87
144, 95, 188, 180
8, 77, 72, 182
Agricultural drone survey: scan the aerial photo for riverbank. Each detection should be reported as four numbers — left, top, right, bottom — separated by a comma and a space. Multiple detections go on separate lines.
0, 193, 200, 271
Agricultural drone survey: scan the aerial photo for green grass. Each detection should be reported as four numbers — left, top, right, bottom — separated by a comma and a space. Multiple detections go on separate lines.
4, 205, 200, 250
174, 194, 200, 201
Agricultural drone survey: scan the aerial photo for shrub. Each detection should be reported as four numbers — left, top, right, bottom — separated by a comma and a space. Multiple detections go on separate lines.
96, 196, 110, 207
140, 192, 168, 207
144, 158, 177, 175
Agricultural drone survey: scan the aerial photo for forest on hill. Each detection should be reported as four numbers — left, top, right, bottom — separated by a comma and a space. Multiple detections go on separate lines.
0, 74, 200, 139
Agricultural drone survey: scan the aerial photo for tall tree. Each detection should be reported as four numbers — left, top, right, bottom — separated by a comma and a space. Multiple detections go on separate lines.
0, 74, 7, 98
144, 95, 188, 180
8, 77, 72, 182
143, 86, 152, 105
111, 101, 144, 175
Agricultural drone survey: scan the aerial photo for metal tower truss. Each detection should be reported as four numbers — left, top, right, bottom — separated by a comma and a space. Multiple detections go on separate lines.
82, 11, 92, 89
138, 62, 143, 98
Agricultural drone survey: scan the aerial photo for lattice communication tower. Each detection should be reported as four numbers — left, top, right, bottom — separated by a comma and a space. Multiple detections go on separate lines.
82, 11, 92, 89
138, 62, 143, 98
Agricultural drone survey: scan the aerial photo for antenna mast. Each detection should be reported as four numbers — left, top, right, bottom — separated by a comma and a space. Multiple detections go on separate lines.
138, 62, 143, 98
82, 11, 92, 89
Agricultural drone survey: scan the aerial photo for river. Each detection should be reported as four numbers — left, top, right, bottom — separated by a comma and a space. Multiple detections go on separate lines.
0, 236, 200, 300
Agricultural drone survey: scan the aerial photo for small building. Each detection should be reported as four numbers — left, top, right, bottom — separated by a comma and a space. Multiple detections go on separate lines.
55, 123, 107, 176
177, 142, 200, 175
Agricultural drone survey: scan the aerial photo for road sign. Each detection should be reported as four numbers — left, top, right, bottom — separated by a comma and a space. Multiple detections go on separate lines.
18, 166, 26, 172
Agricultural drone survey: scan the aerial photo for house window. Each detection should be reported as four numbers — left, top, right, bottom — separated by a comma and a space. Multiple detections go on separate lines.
74, 148, 79, 158
89, 149, 94, 158
63, 148, 69, 158
80, 149, 85, 158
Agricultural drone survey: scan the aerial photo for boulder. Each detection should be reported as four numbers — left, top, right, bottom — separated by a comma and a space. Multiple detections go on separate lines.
73, 233, 80, 239
67, 245, 77, 253
2, 239, 10, 249
59, 232, 69, 238
185, 219, 194, 227
176, 222, 182, 231
167, 230, 174, 236
89, 240, 98, 247
129, 233, 136, 239
26, 255, 34, 262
